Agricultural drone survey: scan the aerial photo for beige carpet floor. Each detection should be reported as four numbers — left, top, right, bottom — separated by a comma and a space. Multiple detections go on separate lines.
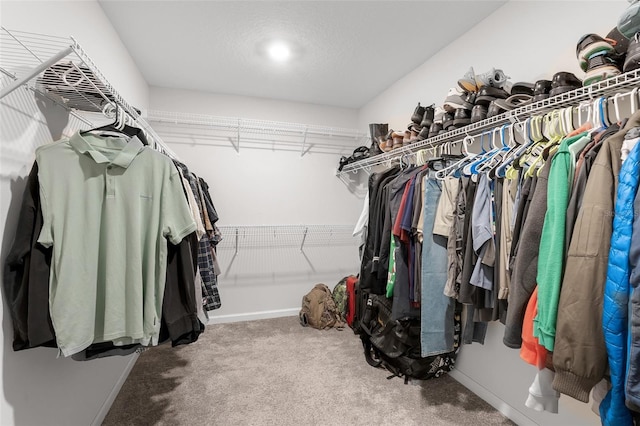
103, 316, 514, 426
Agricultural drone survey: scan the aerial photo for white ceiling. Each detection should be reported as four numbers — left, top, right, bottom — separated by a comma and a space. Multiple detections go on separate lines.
99, 1, 506, 109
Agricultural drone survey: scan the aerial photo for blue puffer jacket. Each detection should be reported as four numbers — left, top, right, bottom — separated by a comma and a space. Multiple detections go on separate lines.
601, 139, 640, 426
627, 169, 640, 411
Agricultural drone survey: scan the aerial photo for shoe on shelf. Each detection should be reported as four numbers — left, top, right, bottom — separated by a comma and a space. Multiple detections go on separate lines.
434, 106, 446, 123
624, 32, 640, 72
458, 67, 479, 92
549, 72, 582, 97
411, 103, 426, 125
487, 100, 507, 118
442, 112, 454, 131
428, 121, 443, 138
420, 104, 435, 128
453, 108, 471, 128
607, 26, 630, 57
584, 52, 621, 86
443, 88, 467, 112
382, 130, 394, 152
403, 130, 412, 146
392, 131, 404, 150
576, 33, 617, 71
475, 68, 510, 90
511, 82, 535, 96
494, 93, 534, 110
461, 91, 477, 110
475, 86, 510, 106
471, 104, 488, 123
368, 123, 388, 156
531, 79, 553, 103
418, 126, 430, 140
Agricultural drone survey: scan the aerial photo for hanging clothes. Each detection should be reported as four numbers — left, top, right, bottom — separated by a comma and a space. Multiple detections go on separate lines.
600, 133, 640, 426
552, 113, 640, 402
503, 153, 554, 349
4, 131, 214, 358
421, 169, 455, 356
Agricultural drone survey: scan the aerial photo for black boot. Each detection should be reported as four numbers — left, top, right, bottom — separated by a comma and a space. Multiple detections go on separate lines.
368, 123, 387, 156
411, 103, 426, 125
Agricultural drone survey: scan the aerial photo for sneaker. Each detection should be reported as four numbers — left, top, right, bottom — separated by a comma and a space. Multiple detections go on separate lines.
443, 88, 466, 112
624, 32, 640, 72
584, 52, 621, 86
458, 67, 478, 92
434, 106, 446, 123
576, 33, 616, 71
475, 68, 510, 90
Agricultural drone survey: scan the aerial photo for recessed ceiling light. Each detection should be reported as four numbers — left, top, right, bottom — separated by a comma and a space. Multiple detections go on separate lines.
267, 42, 291, 62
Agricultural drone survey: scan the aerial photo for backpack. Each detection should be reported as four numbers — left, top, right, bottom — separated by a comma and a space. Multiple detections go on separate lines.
299, 283, 344, 330
357, 293, 461, 383
332, 277, 349, 321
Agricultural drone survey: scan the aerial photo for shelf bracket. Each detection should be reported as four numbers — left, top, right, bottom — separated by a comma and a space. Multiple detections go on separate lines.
300, 128, 309, 157
0, 45, 74, 100
224, 227, 239, 277
300, 226, 309, 252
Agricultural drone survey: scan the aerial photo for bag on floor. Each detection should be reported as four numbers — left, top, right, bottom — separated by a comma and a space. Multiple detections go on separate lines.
332, 275, 358, 324
351, 277, 368, 335
332, 277, 349, 321
344, 275, 358, 327
299, 283, 344, 330
358, 294, 461, 383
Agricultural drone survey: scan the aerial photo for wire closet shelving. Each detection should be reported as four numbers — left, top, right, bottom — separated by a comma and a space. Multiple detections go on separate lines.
147, 110, 369, 157
337, 68, 640, 175
0, 27, 177, 159
216, 225, 358, 253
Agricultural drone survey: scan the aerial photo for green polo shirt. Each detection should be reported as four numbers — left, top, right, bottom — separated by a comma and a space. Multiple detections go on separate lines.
36, 131, 196, 356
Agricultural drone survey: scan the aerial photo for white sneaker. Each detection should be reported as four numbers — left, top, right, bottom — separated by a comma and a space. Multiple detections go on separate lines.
443, 87, 466, 112
475, 68, 510, 90
458, 67, 478, 92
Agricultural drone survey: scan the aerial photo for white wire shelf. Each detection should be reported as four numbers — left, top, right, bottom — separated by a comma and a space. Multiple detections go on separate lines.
147, 110, 369, 156
338, 67, 640, 175
0, 27, 178, 160
216, 225, 357, 252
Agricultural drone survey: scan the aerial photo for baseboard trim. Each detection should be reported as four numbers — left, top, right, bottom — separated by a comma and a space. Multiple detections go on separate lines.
448, 369, 537, 426
208, 308, 299, 324
91, 353, 140, 426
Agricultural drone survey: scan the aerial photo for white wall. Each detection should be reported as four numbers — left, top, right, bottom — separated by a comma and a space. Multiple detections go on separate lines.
150, 87, 364, 322
0, 1, 148, 424
357, 1, 627, 425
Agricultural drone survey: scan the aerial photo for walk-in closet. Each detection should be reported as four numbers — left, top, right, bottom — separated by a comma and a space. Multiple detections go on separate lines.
2, 1, 640, 425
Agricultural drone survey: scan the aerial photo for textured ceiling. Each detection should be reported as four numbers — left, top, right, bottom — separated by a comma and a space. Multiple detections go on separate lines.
99, 1, 506, 108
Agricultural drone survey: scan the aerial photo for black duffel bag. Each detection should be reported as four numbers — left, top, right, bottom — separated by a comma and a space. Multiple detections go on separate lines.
357, 293, 461, 383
